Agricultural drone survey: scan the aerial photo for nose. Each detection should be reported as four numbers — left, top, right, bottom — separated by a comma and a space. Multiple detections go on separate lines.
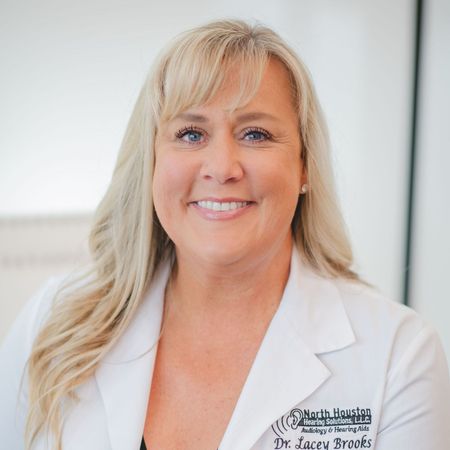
200, 135, 244, 184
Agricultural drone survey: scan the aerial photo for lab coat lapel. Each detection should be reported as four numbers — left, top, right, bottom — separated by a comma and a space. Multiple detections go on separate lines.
94, 263, 170, 450
218, 249, 356, 450
94, 248, 355, 450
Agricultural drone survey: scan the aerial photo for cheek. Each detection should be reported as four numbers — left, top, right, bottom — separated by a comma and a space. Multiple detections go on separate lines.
152, 153, 193, 219
253, 156, 302, 231
254, 156, 302, 199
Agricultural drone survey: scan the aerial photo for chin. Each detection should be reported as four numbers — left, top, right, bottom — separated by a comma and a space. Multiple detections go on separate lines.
198, 246, 249, 267
182, 236, 256, 268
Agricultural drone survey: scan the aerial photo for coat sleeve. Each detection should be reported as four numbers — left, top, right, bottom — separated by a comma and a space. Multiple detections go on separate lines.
375, 324, 450, 449
0, 278, 61, 450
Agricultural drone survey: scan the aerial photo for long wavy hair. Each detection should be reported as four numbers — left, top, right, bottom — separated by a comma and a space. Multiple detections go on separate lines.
25, 19, 358, 449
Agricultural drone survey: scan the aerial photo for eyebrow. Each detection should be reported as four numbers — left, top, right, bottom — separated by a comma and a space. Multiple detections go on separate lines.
175, 112, 209, 123
235, 112, 280, 123
173, 111, 280, 124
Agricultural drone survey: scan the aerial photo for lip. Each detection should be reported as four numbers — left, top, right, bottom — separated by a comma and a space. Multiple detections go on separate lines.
189, 197, 255, 220
192, 197, 253, 202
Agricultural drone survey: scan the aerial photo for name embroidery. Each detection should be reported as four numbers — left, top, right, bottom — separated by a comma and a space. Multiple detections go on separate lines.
271, 407, 373, 449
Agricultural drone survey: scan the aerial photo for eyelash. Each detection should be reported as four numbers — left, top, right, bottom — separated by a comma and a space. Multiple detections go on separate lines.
243, 127, 273, 142
174, 125, 273, 144
175, 125, 203, 142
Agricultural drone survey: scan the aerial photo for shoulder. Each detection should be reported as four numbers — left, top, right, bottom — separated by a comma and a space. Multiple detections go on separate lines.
331, 277, 447, 376
0, 271, 87, 381
334, 278, 427, 338
0, 275, 71, 446
328, 279, 450, 444
286, 251, 441, 362
2, 274, 72, 350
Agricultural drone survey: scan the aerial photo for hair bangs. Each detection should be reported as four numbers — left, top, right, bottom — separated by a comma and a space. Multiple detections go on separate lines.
157, 31, 269, 123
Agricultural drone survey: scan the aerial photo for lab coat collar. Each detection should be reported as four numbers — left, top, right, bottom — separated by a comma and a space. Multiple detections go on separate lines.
94, 247, 355, 450
217, 249, 356, 450
280, 249, 356, 354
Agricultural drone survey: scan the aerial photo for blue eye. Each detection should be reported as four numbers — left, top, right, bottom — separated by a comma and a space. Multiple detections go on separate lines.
184, 131, 202, 142
175, 126, 205, 143
243, 128, 272, 142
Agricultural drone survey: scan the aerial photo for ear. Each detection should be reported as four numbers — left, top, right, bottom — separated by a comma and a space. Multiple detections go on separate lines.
301, 170, 308, 186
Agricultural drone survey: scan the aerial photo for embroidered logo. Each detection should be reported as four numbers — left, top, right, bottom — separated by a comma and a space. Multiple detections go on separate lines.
271, 407, 373, 449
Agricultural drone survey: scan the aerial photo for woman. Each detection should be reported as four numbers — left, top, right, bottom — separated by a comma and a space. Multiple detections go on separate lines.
1, 19, 449, 450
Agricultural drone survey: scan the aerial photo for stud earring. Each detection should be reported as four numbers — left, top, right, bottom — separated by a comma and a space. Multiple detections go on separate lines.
300, 184, 309, 194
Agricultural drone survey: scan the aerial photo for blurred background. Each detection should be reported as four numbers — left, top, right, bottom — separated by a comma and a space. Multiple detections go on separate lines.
0, 0, 449, 361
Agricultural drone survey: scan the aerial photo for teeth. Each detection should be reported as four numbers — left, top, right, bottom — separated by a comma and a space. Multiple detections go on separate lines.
196, 200, 249, 211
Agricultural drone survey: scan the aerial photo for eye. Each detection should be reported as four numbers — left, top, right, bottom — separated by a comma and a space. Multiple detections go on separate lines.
242, 127, 272, 142
175, 126, 206, 144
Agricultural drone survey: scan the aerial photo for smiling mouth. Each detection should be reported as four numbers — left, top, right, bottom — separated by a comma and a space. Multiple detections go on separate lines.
194, 200, 252, 211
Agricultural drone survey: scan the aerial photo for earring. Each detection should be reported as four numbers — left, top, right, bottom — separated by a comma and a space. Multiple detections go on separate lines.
300, 184, 309, 194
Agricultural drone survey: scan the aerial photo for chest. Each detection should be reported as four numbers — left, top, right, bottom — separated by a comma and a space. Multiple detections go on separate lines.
50, 331, 385, 450
142, 329, 264, 450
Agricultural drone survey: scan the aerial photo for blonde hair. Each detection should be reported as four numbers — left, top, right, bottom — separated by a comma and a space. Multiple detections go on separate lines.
26, 19, 358, 449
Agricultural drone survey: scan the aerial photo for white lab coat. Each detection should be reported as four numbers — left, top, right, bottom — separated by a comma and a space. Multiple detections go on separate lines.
1, 248, 450, 450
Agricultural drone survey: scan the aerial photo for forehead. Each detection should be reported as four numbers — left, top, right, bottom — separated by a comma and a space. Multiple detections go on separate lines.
163, 58, 297, 124
214, 58, 294, 108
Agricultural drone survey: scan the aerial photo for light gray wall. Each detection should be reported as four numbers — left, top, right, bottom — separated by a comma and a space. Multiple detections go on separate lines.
0, 0, 414, 297
410, 0, 450, 358
0, 216, 91, 341
1, 1, 447, 359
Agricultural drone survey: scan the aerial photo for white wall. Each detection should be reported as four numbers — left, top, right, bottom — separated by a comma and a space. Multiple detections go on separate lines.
410, 0, 450, 357
6, 0, 448, 361
2, 0, 448, 360
0, 0, 414, 302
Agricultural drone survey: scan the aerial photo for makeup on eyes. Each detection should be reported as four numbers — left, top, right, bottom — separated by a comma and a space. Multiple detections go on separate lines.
174, 124, 274, 145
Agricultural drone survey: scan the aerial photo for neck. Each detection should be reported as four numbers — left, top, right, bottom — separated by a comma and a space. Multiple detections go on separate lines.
166, 237, 294, 327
